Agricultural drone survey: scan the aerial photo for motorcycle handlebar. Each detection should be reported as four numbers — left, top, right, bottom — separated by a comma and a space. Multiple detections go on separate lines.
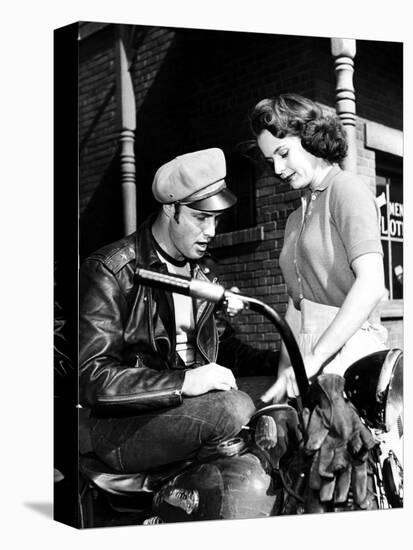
136, 267, 309, 400
136, 267, 226, 302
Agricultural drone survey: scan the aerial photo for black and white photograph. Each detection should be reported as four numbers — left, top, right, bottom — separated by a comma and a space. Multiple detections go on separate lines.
3, 1, 410, 548
53, 18, 404, 528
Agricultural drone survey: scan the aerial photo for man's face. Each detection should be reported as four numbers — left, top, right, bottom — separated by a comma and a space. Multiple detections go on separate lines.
168, 205, 221, 260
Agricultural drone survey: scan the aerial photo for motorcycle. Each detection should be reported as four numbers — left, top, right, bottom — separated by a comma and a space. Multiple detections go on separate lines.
78, 268, 403, 527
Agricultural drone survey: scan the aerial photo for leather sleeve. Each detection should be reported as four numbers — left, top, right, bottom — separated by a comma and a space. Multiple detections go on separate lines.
79, 259, 186, 411
216, 317, 280, 377
54, 296, 75, 401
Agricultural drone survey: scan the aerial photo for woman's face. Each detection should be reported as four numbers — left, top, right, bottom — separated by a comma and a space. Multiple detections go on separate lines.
257, 130, 319, 190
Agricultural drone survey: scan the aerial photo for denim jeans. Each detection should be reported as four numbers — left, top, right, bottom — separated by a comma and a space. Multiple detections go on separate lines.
90, 388, 255, 473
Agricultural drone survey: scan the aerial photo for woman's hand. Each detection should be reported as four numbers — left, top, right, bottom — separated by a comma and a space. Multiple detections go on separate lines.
259, 368, 294, 403
260, 352, 326, 403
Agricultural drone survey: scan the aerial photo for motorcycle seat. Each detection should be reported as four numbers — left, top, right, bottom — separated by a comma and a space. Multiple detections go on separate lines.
79, 453, 192, 496
78, 407, 192, 497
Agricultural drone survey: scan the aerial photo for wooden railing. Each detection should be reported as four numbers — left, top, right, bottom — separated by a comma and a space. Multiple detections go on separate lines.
115, 25, 137, 235
331, 38, 357, 173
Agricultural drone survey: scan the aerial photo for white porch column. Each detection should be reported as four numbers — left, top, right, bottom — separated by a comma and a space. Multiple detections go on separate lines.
115, 26, 137, 235
331, 38, 357, 173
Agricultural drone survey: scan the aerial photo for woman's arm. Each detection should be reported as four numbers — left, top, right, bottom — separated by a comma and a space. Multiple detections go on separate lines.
261, 252, 386, 402
310, 252, 386, 365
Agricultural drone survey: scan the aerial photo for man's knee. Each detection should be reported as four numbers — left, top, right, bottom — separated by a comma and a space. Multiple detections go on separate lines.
213, 389, 255, 436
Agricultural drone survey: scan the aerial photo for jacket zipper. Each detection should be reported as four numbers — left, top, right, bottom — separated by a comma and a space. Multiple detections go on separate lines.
97, 388, 182, 404
147, 289, 158, 352
194, 269, 219, 362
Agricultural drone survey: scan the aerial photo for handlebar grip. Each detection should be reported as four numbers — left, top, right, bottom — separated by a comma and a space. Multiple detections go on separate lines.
136, 267, 191, 295
136, 267, 226, 303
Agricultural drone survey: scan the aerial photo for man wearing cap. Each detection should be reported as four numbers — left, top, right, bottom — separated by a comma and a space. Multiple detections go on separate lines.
79, 148, 278, 473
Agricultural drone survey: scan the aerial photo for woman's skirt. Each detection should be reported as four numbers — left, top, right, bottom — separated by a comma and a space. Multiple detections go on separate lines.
296, 298, 388, 376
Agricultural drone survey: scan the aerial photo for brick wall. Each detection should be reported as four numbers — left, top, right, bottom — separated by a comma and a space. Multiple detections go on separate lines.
77, 23, 403, 351
312, 37, 403, 131
78, 25, 123, 257
354, 40, 403, 131
209, 163, 301, 350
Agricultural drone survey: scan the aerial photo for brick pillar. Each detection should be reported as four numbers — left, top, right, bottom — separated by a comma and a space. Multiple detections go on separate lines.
331, 38, 357, 173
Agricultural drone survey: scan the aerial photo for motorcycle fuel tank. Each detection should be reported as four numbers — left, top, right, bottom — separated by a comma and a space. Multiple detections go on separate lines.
152, 451, 282, 522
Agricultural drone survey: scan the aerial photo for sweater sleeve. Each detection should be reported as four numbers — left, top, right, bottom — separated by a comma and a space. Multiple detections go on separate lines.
329, 175, 383, 265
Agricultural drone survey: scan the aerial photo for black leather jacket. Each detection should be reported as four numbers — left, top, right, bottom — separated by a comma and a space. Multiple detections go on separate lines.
79, 216, 278, 412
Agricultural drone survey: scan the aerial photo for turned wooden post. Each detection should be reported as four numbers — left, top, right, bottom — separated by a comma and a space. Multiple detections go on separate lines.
115, 26, 137, 235
331, 38, 357, 173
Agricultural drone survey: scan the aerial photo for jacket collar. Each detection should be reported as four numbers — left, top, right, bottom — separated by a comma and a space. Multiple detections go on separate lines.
134, 213, 164, 270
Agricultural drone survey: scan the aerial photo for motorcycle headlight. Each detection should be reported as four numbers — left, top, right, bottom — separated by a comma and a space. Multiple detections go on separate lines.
344, 349, 403, 433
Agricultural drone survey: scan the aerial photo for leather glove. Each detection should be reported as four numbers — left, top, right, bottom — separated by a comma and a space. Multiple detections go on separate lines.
250, 404, 303, 469
304, 374, 377, 509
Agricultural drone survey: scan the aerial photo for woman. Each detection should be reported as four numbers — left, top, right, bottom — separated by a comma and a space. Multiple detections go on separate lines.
250, 94, 388, 403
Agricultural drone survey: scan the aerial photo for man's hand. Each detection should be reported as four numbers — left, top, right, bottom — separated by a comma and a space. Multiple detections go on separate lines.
182, 363, 238, 396
222, 287, 245, 318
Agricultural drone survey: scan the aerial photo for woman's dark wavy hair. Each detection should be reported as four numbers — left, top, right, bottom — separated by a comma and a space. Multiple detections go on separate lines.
249, 93, 348, 163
